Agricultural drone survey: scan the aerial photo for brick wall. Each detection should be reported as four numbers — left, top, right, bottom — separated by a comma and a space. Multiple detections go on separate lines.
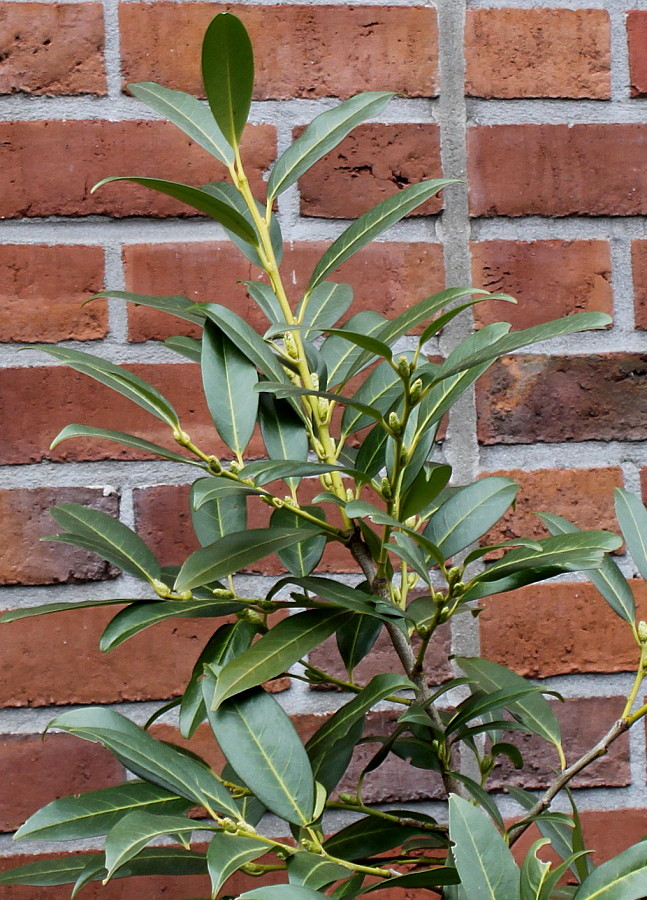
1, 0, 647, 892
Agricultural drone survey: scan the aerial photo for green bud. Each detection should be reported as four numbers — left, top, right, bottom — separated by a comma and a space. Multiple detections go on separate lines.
409, 377, 423, 402
172, 428, 192, 445
310, 372, 320, 391
284, 331, 300, 360
380, 477, 392, 500
241, 863, 264, 876
151, 578, 171, 599
237, 608, 265, 627
397, 355, 411, 377
207, 456, 222, 474
388, 411, 402, 435
639, 621, 647, 644
212, 588, 235, 599
447, 566, 463, 586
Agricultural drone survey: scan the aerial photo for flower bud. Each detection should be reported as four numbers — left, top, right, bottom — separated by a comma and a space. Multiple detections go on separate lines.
388, 411, 402, 436
380, 477, 392, 500
409, 378, 423, 402
310, 372, 320, 391
639, 621, 647, 644
284, 331, 300, 360
397, 355, 411, 377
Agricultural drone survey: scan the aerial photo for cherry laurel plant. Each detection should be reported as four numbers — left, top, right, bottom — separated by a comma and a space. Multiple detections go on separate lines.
5, 12, 647, 900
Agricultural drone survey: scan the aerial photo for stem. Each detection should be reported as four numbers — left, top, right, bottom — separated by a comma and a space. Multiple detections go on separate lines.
327, 800, 448, 834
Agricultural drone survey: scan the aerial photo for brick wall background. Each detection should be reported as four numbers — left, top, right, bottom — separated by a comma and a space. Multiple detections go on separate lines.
1, 0, 647, 895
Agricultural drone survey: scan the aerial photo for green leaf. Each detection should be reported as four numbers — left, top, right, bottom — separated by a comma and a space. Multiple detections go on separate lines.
268, 92, 393, 201
180, 620, 256, 738
317, 328, 393, 362
49, 503, 161, 583
14, 782, 190, 842
92, 177, 257, 243
423, 477, 519, 561
257, 382, 389, 431
191, 477, 247, 546
457, 657, 562, 750
99, 597, 243, 651
50, 424, 203, 467
271, 506, 328, 576
267, 575, 385, 618
320, 310, 387, 387
245, 281, 285, 325
355, 422, 389, 480
49, 707, 241, 818
0, 598, 128, 624
207, 833, 266, 896
341, 359, 404, 436
615, 488, 647, 583
446, 686, 548, 738
574, 841, 647, 899
201, 181, 283, 267
520, 839, 552, 900
324, 815, 431, 861
336, 614, 383, 675
165, 335, 202, 362
104, 811, 205, 880
202, 321, 258, 456
449, 794, 521, 900
0, 857, 105, 887
205, 675, 316, 825
192, 477, 266, 508
259, 393, 309, 490
239, 887, 329, 900
296, 282, 354, 334
308, 180, 456, 291
362, 869, 461, 892
202, 304, 292, 386
400, 463, 452, 521
508, 788, 578, 875
128, 81, 234, 167
209, 609, 349, 707
33, 345, 180, 428
87, 289, 207, 325
539, 513, 634, 625
288, 852, 349, 889
202, 12, 254, 147
240, 458, 368, 486
175, 527, 320, 592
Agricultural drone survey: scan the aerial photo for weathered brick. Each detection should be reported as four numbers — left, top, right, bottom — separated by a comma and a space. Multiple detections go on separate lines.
0, 3, 106, 95
628, 11, 647, 97
0, 487, 119, 586
0, 363, 266, 465
476, 355, 647, 444
121, 4, 438, 100
0, 604, 226, 706
632, 240, 647, 329
465, 9, 610, 99
468, 125, 647, 217
0, 121, 274, 218
471, 240, 612, 330
489, 697, 629, 790
299, 124, 443, 219
481, 467, 621, 548
0, 734, 124, 832
0, 244, 106, 342
124, 240, 445, 341
480, 580, 646, 678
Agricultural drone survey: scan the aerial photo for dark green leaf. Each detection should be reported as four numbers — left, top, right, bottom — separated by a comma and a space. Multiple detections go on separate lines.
400, 463, 452, 521
209, 609, 349, 707
268, 92, 393, 200
308, 180, 456, 291
389, 534, 432, 585
271, 506, 327, 576
164, 335, 202, 362
33, 345, 180, 428
324, 815, 430, 861
50, 425, 203, 467
336, 614, 382, 675
574, 842, 647, 899
207, 833, 266, 896
318, 328, 393, 362
238, 887, 329, 900
0, 598, 128, 624
355, 422, 389, 480
240, 458, 368, 486
615, 488, 647, 583
201, 181, 283, 267
341, 360, 404, 435
87, 289, 207, 324
104, 811, 206, 879
296, 281, 354, 333
191, 477, 247, 546
320, 310, 387, 387
362, 868, 460, 892
202, 304, 292, 385
192, 477, 266, 508
267, 575, 384, 617
202, 12, 254, 147
288, 852, 349, 889
205, 675, 316, 825
259, 393, 309, 490
257, 381, 388, 430
245, 281, 285, 324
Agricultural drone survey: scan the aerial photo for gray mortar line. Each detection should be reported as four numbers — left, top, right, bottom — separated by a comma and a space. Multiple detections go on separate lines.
467, 99, 647, 125
468, 0, 647, 9
103, 0, 123, 100
479, 441, 647, 473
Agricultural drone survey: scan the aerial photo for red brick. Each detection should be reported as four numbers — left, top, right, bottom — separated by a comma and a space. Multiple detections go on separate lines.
476, 354, 647, 444
0, 487, 119, 586
0, 604, 227, 706
468, 125, 647, 217
481, 580, 646, 678
0, 734, 124, 832
299, 124, 443, 219
471, 240, 612, 330
124, 240, 445, 341
0, 245, 106, 342
628, 11, 647, 97
0, 3, 106, 96
120, 4, 438, 100
481, 467, 621, 549
489, 697, 629, 791
0, 363, 266, 465
465, 9, 610, 99
0, 121, 274, 218
632, 240, 647, 329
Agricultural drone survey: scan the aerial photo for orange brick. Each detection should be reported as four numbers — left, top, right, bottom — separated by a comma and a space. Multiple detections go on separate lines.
465, 9, 610, 99
0, 121, 274, 218
632, 240, 647, 329
0, 3, 106, 95
628, 11, 647, 97
471, 240, 612, 330
0, 245, 106, 342
120, 4, 438, 99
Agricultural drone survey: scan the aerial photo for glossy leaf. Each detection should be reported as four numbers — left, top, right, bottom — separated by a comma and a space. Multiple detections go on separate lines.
14, 782, 190, 842
271, 506, 327, 576
362, 869, 461, 892
400, 463, 452, 521
0, 598, 129, 624
49, 503, 161, 583
615, 488, 647, 583
87, 289, 206, 325
324, 815, 431, 861
202, 304, 291, 385
202, 12, 254, 147
192, 477, 266, 508
423, 477, 518, 561
104, 810, 206, 879
336, 614, 383, 675
246, 281, 285, 324
268, 92, 393, 200
341, 359, 404, 435
288, 852, 349, 889
267, 575, 383, 617
308, 179, 456, 291
240, 458, 368, 486
201, 180, 283, 267
238, 887, 329, 900
164, 335, 202, 362
574, 841, 647, 899
50, 425, 202, 467
92, 177, 257, 243
49, 707, 241, 818
449, 794, 521, 900
33, 345, 180, 428
202, 321, 259, 456
205, 675, 316, 825
539, 513, 635, 625
296, 281, 354, 332
210, 609, 349, 707
257, 381, 389, 430
175, 527, 321, 592
355, 422, 389, 480
207, 833, 266, 896
259, 393, 309, 490
389, 533, 432, 585
457, 657, 561, 750
190, 477, 247, 545
128, 82, 234, 167
320, 310, 387, 387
